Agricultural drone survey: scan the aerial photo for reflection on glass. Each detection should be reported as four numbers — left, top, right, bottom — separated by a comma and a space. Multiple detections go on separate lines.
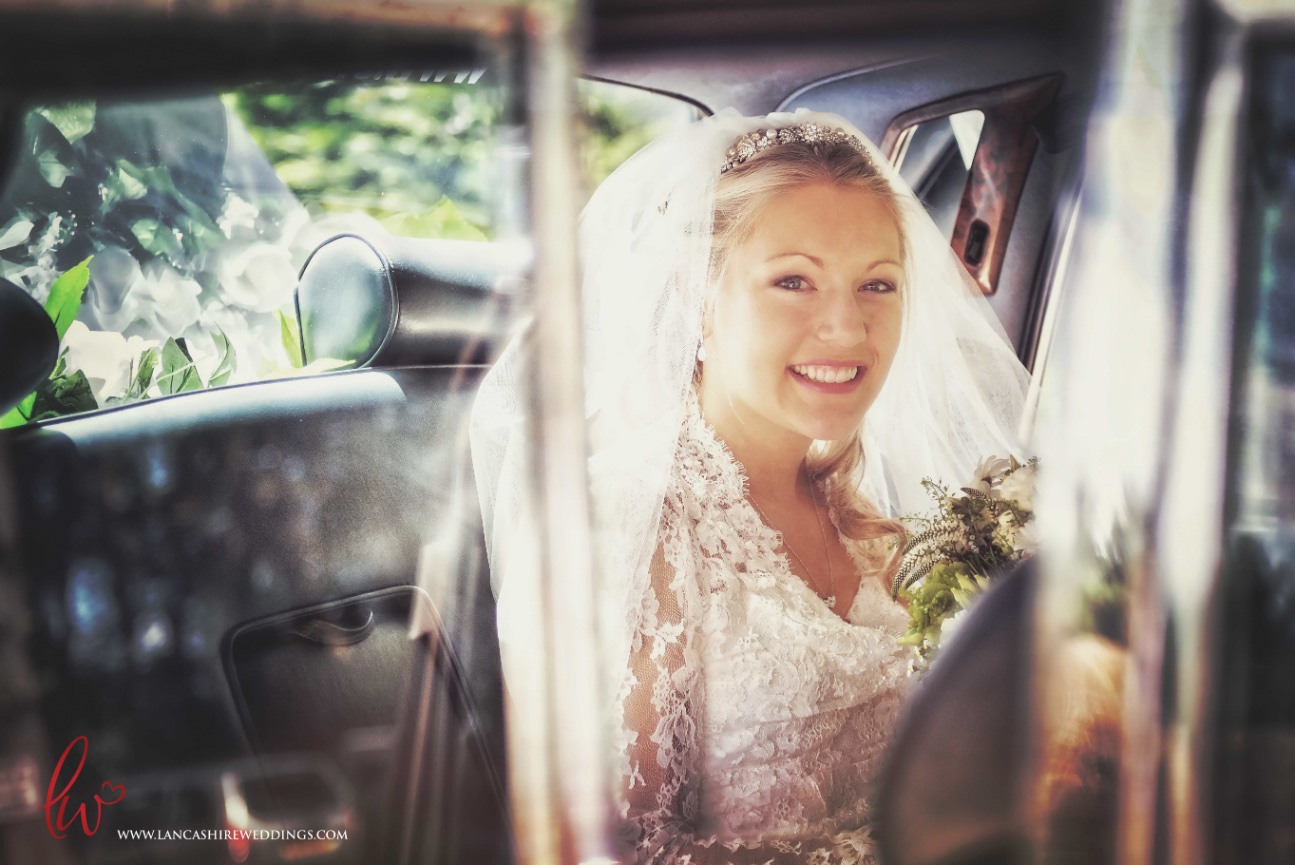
0, 60, 702, 865
895, 109, 985, 239
1217, 47, 1295, 865
0, 76, 506, 427
577, 79, 704, 194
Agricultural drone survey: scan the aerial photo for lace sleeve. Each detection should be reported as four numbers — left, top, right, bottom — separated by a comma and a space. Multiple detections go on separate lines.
611, 504, 880, 865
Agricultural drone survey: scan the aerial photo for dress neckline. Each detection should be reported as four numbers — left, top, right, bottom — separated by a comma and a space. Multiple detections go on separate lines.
682, 387, 871, 626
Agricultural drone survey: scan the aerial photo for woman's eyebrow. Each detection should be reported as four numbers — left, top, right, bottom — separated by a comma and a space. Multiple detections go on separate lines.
766, 251, 824, 267
766, 251, 901, 270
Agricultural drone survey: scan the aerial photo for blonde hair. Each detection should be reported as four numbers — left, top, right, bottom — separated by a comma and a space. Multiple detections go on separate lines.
703, 136, 908, 583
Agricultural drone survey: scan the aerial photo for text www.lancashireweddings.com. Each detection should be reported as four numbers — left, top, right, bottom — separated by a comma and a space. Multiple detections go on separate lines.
115, 829, 349, 841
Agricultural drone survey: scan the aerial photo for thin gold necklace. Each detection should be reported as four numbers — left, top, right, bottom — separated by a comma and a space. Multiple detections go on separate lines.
748, 482, 836, 609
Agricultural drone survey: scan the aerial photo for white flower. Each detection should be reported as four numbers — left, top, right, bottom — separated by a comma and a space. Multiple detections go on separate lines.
4, 214, 65, 303
88, 253, 203, 340
61, 321, 158, 404
86, 245, 144, 330
217, 194, 260, 240
1013, 518, 1039, 554
969, 455, 1012, 495
992, 511, 1020, 551
129, 261, 203, 337
211, 241, 296, 313
996, 463, 1036, 510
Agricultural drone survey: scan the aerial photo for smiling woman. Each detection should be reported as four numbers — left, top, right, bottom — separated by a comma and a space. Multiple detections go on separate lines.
471, 107, 1032, 864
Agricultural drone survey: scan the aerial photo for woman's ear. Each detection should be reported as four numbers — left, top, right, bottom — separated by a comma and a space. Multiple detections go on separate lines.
700, 289, 720, 341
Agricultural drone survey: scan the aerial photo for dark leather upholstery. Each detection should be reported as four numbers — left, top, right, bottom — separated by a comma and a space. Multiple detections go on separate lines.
0, 277, 57, 415
876, 565, 1035, 865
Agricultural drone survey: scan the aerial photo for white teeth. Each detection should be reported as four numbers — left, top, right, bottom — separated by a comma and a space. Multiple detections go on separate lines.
792, 364, 859, 384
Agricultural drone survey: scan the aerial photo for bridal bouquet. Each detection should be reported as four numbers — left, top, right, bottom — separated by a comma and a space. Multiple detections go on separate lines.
893, 455, 1039, 671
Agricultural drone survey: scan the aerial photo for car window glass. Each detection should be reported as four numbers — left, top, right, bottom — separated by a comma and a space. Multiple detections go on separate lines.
0, 65, 698, 865
577, 78, 703, 193
0, 75, 503, 427
0, 77, 698, 429
894, 109, 985, 239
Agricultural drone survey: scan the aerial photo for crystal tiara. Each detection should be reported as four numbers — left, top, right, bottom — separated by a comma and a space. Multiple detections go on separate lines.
719, 122, 873, 174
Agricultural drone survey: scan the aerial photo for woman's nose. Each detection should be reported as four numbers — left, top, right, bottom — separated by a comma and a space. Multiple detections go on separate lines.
814, 289, 869, 347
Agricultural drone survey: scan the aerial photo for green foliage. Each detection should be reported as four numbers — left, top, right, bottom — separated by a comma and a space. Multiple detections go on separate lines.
0, 257, 93, 428
224, 81, 500, 239
892, 459, 1037, 597
207, 330, 237, 388
128, 348, 158, 400
36, 102, 95, 145
898, 563, 977, 646
156, 338, 203, 395
31, 357, 97, 421
1, 350, 101, 428
0, 77, 695, 429
278, 309, 303, 369
0, 394, 36, 430
578, 81, 700, 191
2, 100, 231, 286
389, 196, 488, 241
42, 256, 91, 341
894, 458, 1039, 674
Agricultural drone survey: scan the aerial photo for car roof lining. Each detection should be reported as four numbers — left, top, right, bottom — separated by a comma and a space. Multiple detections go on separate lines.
585, 23, 1095, 118
587, 0, 1082, 53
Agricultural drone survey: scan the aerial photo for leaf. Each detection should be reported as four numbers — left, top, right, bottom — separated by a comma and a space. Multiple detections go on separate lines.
0, 393, 36, 429
131, 347, 158, 398
36, 148, 74, 188
207, 327, 237, 387
31, 370, 98, 421
130, 218, 184, 261
117, 159, 178, 195
36, 102, 96, 144
175, 213, 222, 257
43, 257, 93, 342
278, 309, 303, 369
156, 337, 203, 395
0, 217, 33, 250
107, 160, 150, 201
418, 196, 489, 242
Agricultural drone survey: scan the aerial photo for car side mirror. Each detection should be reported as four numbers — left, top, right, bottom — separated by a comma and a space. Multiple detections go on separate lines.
0, 278, 57, 416
295, 233, 527, 369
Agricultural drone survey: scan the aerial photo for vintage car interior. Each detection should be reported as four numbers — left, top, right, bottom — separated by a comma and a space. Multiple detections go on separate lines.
0, 0, 1288, 863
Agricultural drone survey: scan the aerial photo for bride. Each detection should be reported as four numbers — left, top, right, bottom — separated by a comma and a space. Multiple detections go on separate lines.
471, 108, 1030, 864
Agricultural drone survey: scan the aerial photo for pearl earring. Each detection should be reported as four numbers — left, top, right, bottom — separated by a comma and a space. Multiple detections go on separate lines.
696, 344, 707, 362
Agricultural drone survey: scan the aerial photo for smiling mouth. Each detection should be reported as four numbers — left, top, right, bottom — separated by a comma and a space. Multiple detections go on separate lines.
790, 364, 860, 384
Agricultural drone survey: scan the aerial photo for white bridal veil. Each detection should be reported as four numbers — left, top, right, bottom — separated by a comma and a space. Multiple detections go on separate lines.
470, 107, 1030, 702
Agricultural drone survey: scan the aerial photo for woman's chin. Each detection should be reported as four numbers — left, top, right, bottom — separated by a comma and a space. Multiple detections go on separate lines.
794, 413, 867, 444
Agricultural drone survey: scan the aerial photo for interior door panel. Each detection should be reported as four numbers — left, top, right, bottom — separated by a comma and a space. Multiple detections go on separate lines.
2, 366, 510, 864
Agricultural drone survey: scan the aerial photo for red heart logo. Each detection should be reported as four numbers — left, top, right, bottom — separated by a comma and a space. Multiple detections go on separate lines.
97, 782, 126, 805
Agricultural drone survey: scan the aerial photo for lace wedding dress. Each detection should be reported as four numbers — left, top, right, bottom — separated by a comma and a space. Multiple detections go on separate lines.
613, 392, 914, 865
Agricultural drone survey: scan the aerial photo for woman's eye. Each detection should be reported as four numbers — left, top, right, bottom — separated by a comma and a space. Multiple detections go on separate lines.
861, 280, 898, 294
776, 276, 808, 291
